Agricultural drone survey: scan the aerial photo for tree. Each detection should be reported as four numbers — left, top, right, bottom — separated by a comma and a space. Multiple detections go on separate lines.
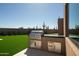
75, 24, 79, 30
19, 27, 24, 29
42, 21, 46, 29
46, 26, 49, 29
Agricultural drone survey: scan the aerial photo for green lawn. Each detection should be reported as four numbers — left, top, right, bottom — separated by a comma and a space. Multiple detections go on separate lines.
0, 35, 29, 56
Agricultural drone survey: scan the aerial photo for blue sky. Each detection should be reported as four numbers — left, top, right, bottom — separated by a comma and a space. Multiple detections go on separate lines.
0, 3, 64, 29
69, 3, 79, 29
0, 3, 78, 29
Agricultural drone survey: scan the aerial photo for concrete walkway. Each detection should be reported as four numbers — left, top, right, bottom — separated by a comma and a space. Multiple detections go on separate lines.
14, 48, 62, 56
14, 48, 27, 56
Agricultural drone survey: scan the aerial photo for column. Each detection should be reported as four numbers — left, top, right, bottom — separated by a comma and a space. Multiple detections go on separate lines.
64, 3, 69, 37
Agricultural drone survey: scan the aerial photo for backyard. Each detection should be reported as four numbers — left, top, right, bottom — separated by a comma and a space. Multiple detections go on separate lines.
0, 35, 29, 56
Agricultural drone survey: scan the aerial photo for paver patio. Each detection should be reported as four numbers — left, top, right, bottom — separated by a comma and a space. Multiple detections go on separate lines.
14, 48, 62, 56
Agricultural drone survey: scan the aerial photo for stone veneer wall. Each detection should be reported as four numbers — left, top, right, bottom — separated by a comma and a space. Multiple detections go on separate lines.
29, 36, 66, 56
65, 37, 79, 56
41, 37, 66, 56
29, 39, 41, 48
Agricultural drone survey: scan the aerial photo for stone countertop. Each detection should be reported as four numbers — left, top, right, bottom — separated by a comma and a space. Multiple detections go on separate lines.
44, 34, 64, 38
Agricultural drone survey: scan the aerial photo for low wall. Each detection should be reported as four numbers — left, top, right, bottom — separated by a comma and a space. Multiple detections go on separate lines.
41, 36, 66, 55
65, 37, 79, 56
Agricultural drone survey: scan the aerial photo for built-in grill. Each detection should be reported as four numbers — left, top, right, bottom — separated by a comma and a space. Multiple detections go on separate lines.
30, 30, 44, 39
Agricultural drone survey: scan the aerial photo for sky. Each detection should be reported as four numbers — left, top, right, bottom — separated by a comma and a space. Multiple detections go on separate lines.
0, 3, 78, 29
0, 3, 64, 29
69, 3, 79, 29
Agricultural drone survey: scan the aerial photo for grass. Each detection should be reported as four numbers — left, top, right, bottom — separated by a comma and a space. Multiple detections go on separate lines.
0, 35, 29, 56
